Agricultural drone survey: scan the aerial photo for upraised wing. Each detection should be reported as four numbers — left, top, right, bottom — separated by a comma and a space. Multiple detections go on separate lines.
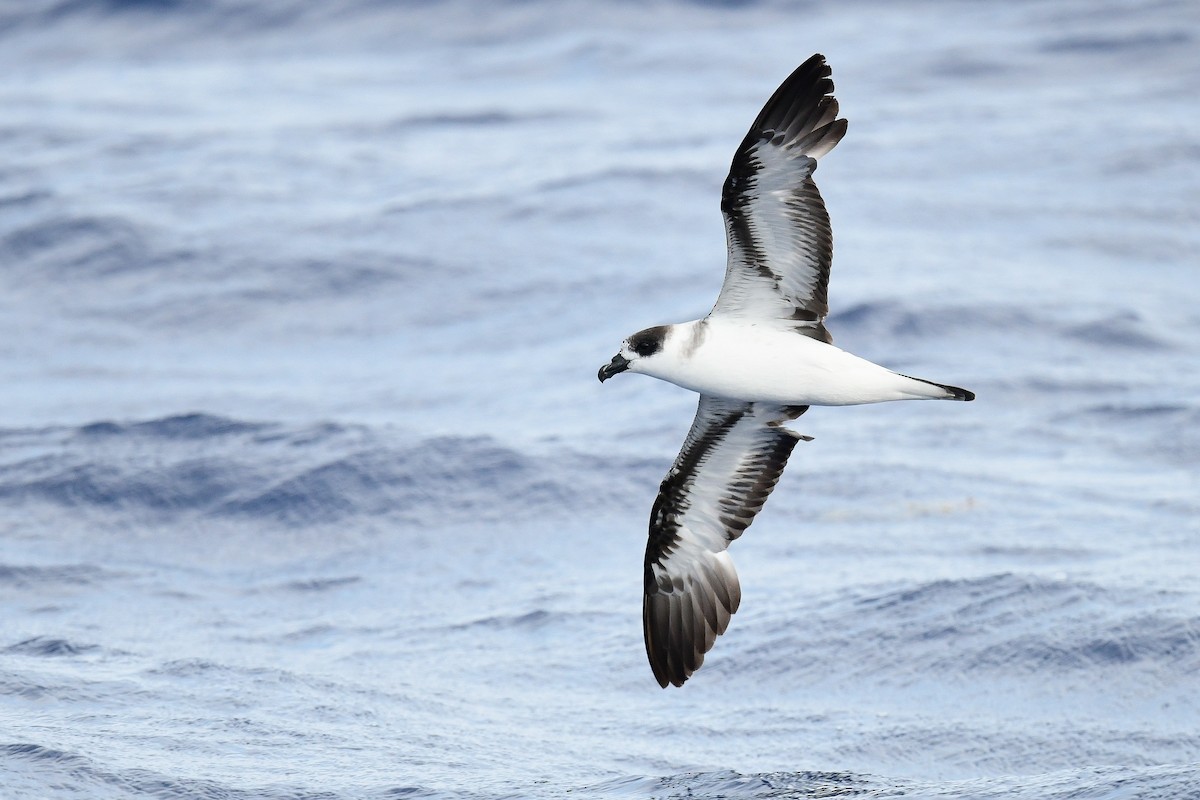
711, 53, 848, 343
643, 396, 810, 688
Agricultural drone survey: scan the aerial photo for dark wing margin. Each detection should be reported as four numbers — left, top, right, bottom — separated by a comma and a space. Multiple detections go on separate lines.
713, 53, 848, 343
643, 397, 810, 688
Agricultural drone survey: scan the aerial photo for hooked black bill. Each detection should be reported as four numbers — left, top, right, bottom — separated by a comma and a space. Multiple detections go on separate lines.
598, 354, 630, 382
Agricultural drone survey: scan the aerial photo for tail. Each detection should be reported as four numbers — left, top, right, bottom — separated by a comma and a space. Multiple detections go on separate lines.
901, 374, 975, 401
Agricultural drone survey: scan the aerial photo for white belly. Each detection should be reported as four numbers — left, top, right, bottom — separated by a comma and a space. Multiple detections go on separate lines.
646, 321, 945, 406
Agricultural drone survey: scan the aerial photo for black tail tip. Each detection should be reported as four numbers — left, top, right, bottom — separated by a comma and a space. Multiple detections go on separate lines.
901, 373, 975, 402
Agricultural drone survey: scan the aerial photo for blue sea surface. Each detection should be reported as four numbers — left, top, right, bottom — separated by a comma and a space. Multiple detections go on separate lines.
2, 1, 1199, 797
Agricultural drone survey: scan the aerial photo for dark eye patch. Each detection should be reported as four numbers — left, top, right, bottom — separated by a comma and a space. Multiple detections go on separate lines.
628, 325, 668, 358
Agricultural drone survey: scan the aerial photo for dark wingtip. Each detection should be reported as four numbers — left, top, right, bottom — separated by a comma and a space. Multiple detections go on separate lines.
660, 670, 687, 689
647, 649, 681, 688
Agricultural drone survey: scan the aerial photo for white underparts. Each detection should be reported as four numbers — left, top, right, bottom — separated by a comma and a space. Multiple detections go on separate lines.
634, 319, 954, 406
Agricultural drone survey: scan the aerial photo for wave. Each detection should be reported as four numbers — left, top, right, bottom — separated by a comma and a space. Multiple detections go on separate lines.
587, 770, 869, 799
0, 563, 110, 587
731, 573, 1200, 682
0, 0, 539, 42
0, 206, 411, 322
583, 765, 1200, 800
0, 213, 154, 279
3, 636, 99, 657
828, 301, 1173, 351
1040, 30, 1192, 55
0, 742, 470, 800
1064, 404, 1200, 467
78, 413, 266, 439
0, 413, 647, 526
1, 0, 888, 50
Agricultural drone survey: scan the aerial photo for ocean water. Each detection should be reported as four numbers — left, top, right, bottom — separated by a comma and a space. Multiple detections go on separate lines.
2, 1, 1199, 797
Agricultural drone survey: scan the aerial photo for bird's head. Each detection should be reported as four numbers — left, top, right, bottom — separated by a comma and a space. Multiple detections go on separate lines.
597, 325, 670, 383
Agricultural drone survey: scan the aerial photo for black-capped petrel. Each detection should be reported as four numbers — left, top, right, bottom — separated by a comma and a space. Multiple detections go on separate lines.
598, 54, 974, 688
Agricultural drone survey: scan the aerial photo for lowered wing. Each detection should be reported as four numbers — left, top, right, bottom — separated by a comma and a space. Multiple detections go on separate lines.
643, 395, 810, 687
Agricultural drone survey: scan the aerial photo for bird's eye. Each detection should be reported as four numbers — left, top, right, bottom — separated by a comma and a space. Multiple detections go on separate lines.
634, 340, 658, 357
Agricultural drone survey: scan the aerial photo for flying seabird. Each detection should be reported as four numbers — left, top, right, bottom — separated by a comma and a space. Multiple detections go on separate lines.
597, 54, 974, 688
